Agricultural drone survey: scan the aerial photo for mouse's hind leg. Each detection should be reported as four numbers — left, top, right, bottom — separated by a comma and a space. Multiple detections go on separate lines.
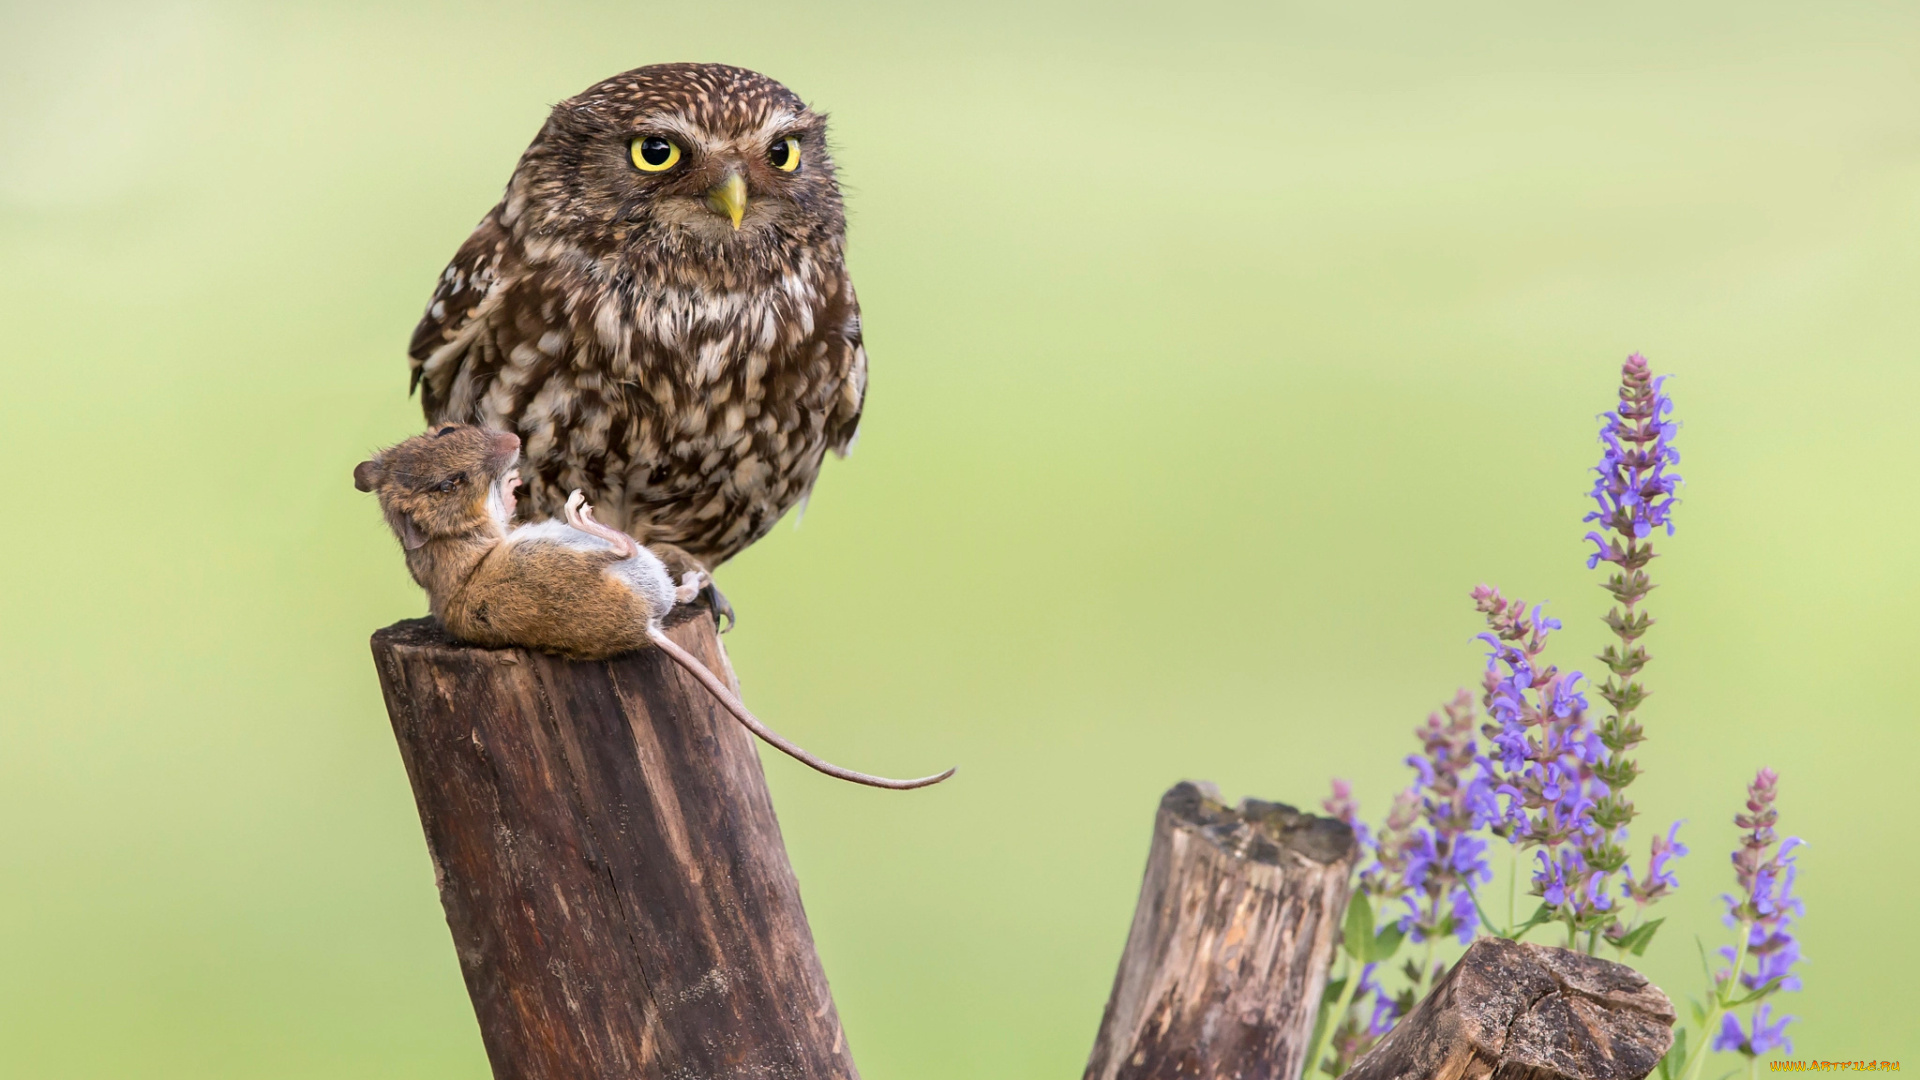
672, 571, 709, 605
564, 490, 639, 558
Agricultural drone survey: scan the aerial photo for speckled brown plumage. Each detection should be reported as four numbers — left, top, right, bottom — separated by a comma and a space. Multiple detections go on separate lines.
409, 63, 865, 568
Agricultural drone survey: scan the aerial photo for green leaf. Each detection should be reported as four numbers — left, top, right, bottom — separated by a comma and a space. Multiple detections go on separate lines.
1636, 917, 1667, 956
1688, 997, 1707, 1026
1370, 923, 1406, 963
1510, 902, 1556, 940
1320, 976, 1348, 1006
1343, 891, 1374, 961
1728, 976, 1785, 1008
1656, 1026, 1688, 1080
1617, 917, 1665, 957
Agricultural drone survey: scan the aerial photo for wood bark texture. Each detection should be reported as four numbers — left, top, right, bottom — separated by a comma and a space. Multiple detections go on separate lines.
370, 605, 858, 1080
1084, 781, 1359, 1080
1341, 937, 1674, 1080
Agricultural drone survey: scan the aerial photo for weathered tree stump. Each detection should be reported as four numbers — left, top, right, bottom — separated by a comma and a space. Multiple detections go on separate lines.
1341, 937, 1674, 1080
1084, 781, 1359, 1080
370, 603, 858, 1080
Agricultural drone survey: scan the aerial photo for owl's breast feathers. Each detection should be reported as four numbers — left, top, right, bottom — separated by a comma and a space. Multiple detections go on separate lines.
407, 203, 867, 565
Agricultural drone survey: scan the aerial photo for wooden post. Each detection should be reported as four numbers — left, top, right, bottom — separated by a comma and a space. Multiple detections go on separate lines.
1084, 781, 1359, 1080
370, 604, 858, 1080
1341, 937, 1674, 1080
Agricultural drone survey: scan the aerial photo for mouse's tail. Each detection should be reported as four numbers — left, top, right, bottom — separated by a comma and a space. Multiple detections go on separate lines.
646, 628, 957, 791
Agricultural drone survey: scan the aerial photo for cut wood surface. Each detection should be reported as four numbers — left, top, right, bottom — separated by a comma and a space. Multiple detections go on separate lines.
1084, 781, 1359, 1080
1341, 937, 1674, 1080
370, 604, 858, 1080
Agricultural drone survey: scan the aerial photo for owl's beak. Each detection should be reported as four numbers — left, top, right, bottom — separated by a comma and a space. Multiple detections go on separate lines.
706, 170, 747, 230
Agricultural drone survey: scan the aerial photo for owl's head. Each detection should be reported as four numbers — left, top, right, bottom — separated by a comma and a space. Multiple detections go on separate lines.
511, 63, 844, 274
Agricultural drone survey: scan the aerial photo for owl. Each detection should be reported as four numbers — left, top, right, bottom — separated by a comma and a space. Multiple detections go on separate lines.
408, 63, 866, 602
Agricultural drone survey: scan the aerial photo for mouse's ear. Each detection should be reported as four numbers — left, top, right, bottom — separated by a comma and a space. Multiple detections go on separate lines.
393, 512, 429, 551
353, 459, 381, 493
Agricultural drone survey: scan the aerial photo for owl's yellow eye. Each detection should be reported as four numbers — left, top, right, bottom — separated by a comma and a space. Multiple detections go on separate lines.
630, 135, 681, 173
769, 137, 800, 172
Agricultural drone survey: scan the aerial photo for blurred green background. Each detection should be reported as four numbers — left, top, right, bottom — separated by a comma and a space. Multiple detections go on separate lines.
3, 0, 1915, 1074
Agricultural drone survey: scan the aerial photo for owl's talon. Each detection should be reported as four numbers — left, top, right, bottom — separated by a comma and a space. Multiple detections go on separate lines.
702, 580, 736, 633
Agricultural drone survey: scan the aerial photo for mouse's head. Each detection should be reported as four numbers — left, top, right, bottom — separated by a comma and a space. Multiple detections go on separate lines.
354, 424, 522, 550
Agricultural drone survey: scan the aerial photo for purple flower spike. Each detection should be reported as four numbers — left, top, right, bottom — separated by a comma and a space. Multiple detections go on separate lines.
1375, 690, 1498, 946
1714, 770, 1806, 1058
1571, 355, 1687, 937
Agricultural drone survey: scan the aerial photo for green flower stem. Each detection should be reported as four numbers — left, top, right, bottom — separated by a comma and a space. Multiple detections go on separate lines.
1507, 848, 1517, 931
1681, 919, 1752, 1080
1308, 957, 1361, 1080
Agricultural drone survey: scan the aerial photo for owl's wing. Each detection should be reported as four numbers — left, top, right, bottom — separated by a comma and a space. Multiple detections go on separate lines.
408, 204, 516, 419
824, 280, 867, 457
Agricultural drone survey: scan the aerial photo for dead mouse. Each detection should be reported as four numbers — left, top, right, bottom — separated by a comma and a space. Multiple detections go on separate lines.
354, 423, 954, 791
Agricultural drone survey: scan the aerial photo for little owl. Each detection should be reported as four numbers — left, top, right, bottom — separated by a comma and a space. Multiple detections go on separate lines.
408, 63, 866, 612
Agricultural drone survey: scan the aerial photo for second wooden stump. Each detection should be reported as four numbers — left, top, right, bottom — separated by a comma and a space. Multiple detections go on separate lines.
1084, 781, 1359, 1080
